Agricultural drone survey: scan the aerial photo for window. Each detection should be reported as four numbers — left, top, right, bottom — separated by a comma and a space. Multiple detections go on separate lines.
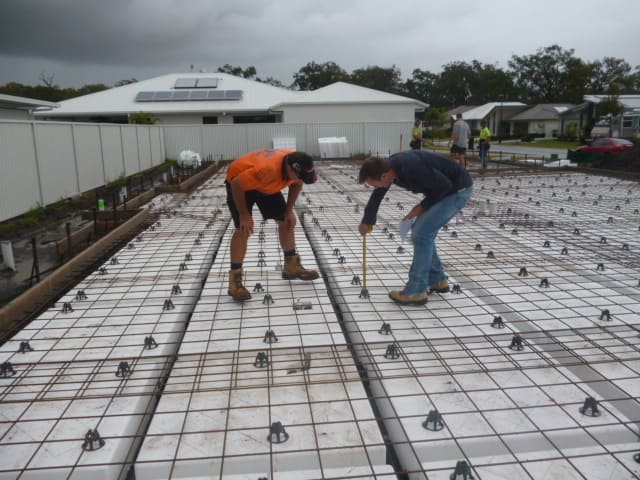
233, 115, 276, 124
203, 117, 218, 124
622, 116, 632, 128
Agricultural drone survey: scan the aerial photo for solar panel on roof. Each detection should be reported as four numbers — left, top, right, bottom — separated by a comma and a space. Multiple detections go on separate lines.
172, 90, 190, 100
189, 90, 208, 100
196, 77, 219, 88
153, 91, 172, 101
174, 78, 197, 88
225, 90, 243, 100
207, 90, 225, 100
134, 91, 154, 102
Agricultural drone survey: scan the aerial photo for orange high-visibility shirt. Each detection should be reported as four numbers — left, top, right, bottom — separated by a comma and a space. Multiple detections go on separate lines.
226, 149, 295, 194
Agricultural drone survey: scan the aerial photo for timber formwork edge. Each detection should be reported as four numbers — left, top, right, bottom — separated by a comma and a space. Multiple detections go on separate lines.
0, 208, 152, 342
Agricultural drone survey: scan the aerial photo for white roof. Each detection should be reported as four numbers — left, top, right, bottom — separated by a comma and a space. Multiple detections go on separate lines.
36, 74, 426, 117
273, 81, 427, 109
452, 101, 526, 120
584, 94, 640, 109
0, 93, 58, 110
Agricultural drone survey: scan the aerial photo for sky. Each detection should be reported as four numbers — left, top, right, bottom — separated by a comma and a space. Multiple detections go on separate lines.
1, 0, 639, 89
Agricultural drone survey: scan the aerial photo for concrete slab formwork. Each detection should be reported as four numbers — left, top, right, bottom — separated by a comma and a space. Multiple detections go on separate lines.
1, 164, 639, 480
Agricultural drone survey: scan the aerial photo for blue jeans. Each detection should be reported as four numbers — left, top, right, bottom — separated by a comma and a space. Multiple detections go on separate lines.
404, 187, 473, 295
479, 143, 489, 168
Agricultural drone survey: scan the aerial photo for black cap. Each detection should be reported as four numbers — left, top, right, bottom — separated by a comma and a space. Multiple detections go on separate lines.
287, 152, 316, 184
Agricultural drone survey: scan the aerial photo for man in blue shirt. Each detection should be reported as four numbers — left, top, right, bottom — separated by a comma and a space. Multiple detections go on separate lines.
358, 150, 473, 305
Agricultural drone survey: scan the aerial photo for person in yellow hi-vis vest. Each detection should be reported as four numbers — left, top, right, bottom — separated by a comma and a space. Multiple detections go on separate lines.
410, 120, 422, 150
479, 120, 491, 169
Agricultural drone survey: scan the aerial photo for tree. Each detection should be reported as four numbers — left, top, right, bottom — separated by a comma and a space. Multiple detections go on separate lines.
508, 44, 581, 103
292, 61, 350, 90
256, 76, 287, 88
595, 96, 625, 120
432, 62, 475, 107
350, 65, 402, 93
402, 68, 438, 104
114, 78, 138, 87
217, 64, 257, 79
587, 57, 636, 94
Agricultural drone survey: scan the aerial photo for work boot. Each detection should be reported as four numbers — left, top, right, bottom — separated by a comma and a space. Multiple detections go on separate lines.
389, 290, 428, 306
228, 268, 251, 301
429, 279, 450, 293
282, 254, 319, 281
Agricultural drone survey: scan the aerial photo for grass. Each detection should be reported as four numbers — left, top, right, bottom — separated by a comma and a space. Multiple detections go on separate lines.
505, 139, 580, 149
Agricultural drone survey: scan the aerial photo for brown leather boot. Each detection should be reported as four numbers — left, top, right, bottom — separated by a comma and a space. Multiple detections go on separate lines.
389, 290, 428, 305
282, 254, 319, 281
228, 268, 251, 301
429, 279, 450, 293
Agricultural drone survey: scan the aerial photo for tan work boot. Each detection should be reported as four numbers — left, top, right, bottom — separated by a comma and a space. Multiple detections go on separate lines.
429, 279, 450, 293
389, 290, 428, 305
282, 254, 319, 281
228, 268, 251, 301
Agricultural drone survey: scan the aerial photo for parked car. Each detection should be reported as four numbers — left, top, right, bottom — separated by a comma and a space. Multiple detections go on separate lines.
576, 137, 634, 154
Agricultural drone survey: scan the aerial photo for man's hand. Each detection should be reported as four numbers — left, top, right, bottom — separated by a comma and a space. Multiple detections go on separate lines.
404, 203, 425, 220
239, 214, 254, 236
358, 224, 373, 236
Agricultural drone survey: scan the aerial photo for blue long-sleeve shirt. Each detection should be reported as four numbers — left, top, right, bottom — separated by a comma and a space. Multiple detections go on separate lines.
361, 150, 473, 225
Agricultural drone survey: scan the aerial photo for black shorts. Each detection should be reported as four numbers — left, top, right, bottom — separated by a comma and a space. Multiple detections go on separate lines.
450, 144, 467, 155
225, 181, 286, 227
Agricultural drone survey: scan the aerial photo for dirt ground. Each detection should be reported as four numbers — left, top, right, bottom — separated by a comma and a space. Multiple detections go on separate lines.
0, 209, 92, 306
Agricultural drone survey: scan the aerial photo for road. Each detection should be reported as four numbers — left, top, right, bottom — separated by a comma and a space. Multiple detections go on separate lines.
430, 140, 568, 159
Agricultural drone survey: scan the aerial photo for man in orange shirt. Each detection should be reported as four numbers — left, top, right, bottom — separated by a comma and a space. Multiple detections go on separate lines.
225, 149, 319, 301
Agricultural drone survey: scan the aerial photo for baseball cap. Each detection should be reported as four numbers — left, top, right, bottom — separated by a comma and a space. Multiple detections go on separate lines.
287, 152, 317, 184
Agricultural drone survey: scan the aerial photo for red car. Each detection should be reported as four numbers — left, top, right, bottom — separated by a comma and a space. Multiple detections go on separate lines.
576, 137, 634, 154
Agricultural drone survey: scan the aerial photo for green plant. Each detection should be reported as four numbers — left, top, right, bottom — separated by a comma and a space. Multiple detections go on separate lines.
20, 204, 46, 226
107, 174, 127, 189
51, 197, 70, 214
129, 112, 158, 124
565, 123, 579, 141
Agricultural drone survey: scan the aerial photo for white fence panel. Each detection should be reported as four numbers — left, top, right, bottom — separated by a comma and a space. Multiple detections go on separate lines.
0, 123, 41, 221
150, 126, 164, 167
121, 126, 140, 176
365, 123, 407, 157
137, 127, 152, 171
74, 124, 105, 192
163, 125, 203, 160
0, 120, 408, 223
101, 125, 126, 184
34, 123, 78, 205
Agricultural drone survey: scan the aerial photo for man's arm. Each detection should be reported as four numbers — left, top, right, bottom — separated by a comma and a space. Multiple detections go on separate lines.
286, 181, 302, 210
360, 186, 388, 235
230, 177, 254, 235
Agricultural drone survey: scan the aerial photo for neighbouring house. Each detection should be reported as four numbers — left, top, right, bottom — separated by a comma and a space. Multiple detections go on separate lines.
0, 94, 58, 120
508, 103, 573, 138
559, 94, 640, 139
34, 73, 427, 125
447, 102, 527, 138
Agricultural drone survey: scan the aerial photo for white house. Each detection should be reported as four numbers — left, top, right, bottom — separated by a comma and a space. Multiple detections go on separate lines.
448, 102, 527, 137
0, 94, 58, 120
35, 73, 427, 125
508, 103, 572, 138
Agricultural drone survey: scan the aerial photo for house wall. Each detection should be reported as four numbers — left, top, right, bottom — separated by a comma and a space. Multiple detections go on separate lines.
281, 104, 414, 123
162, 121, 412, 161
526, 120, 561, 137
0, 108, 31, 120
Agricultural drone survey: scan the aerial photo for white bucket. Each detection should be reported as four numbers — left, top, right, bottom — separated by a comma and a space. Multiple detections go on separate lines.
1, 240, 16, 271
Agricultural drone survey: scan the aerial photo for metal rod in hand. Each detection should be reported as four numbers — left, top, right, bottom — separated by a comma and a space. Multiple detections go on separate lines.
363, 233, 367, 291
360, 226, 373, 299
